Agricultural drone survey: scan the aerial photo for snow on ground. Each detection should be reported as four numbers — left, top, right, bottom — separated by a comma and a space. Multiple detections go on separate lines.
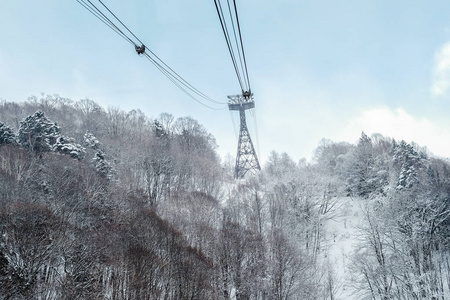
323, 196, 365, 300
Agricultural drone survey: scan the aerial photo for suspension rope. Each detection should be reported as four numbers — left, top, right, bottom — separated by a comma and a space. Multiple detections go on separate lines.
214, 0, 251, 95
214, 0, 245, 93
143, 53, 225, 111
97, 0, 144, 46
77, 0, 134, 45
233, 0, 251, 92
226, 0, 248, 92
76, 0, 226, 108
85, 0, 136, 45
145, 48, 225, 105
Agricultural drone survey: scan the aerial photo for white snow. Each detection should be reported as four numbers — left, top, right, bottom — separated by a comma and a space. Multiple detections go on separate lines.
323, 196, 364, 300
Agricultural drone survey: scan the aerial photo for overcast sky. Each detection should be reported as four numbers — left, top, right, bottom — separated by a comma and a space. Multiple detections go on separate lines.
1, 0, 450, 163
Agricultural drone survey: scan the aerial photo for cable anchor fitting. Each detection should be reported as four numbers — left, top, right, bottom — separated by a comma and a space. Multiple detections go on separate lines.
135, 44, 146, 55
243, 90, 252, 100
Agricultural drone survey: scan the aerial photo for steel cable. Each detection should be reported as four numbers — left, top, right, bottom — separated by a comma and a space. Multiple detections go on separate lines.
232, 0, 251, 92
143, 53, 225, 110
214, 0, 245, 93
77, 0, 134, 45
98, 0, 144, 46
83, 0, 136, 45
76, 0, 226, 108
226, 0, 248, 92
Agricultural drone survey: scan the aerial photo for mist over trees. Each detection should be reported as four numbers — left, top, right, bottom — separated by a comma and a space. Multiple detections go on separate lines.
1, 94, 450, 299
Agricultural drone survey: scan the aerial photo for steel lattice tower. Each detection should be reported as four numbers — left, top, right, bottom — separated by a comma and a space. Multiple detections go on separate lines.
228, 93, 261, 179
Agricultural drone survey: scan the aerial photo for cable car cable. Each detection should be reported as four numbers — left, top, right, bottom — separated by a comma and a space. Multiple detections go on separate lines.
97, 0, 144, 46
214, 0, 245, 93
143, 52, 225, 109
81, 0, 136, 46
77, 0, 134, 45
216, 0, 244, 92
226, 0, 248, 92
76, 0, 225, 108
232, 0, 251, 92
82, 0, 225, 106
143, 53, 225, 110
144, 48, 225, 105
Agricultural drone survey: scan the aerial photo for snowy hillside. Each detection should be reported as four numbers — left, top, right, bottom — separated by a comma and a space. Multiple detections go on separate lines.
1, 98, 450, 299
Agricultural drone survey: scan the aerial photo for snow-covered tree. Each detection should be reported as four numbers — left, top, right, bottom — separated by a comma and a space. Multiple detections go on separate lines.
153, 119, 167, 138
0, 122, 15, 145
345, 132, 390, 198
74, 98, 106, 134
17, 111, 60, 155
393, 140, 426, 190
52, 136, 86, 160
93, 150, 114, 179
17, 111, 86, 160
346, 132, 375, 197
84, 131, 114, 179
83, 131, 101, 150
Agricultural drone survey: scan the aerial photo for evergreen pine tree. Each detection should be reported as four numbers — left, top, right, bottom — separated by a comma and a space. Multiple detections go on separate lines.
17, 111, 60, 155
393, 140, 424, 189
0, 122, 15, 145
347, 132, 375, 197
84, 131, 114, 179
52, 136, 86, 160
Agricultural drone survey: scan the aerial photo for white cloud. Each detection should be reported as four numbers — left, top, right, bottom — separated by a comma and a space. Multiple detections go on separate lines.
335, 107, 450, 158
431, 42, 450, 97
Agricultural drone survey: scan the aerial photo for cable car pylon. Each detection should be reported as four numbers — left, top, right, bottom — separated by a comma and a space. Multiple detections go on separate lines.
213, 0, 260, 179
228, 91, 260, 178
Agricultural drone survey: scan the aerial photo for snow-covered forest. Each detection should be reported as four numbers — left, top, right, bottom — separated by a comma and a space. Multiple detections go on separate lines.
1, 95, 450, 299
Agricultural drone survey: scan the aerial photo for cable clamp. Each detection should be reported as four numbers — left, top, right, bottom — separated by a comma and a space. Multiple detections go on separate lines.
135, 44, 146, 55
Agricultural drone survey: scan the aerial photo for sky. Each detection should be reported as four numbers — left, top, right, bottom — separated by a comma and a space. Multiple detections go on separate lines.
1, 0, 450, 164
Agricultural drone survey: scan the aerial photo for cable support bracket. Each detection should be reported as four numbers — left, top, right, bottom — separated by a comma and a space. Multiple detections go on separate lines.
135, 44, 146, 55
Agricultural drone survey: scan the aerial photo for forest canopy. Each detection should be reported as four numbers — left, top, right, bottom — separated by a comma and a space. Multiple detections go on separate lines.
1, 95, 450, 299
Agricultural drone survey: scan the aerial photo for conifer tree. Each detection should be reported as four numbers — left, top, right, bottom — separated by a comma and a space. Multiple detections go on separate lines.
84, 131, 114, 179
17, 111, 60, 155
52, 136, 86, 160
393, 140, 424, 189
0, 122, 15, 145
347, 132, 375, 197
